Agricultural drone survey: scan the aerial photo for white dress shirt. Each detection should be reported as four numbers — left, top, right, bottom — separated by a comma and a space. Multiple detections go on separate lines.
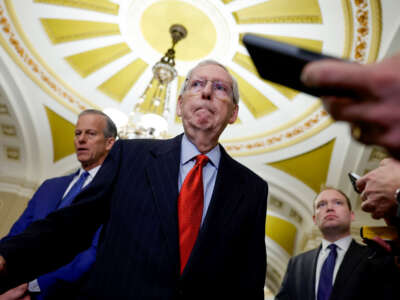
178, 134, 220, 225
314, 235, 353, 299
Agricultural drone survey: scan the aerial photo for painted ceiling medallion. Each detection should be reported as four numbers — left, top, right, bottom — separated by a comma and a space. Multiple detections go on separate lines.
139, 0, 217, 61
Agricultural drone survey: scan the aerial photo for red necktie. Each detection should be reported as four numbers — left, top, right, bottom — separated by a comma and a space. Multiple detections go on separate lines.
178, 154, 209, 274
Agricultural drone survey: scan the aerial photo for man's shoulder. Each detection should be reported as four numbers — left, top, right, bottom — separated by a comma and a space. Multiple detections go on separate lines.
221, 148, 267, 185
40, 173, 74, 186
117, 135, 181, 151
290, 247, 320, 263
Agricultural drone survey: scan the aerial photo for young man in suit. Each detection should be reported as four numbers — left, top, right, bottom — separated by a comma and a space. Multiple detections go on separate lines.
275, 187, 396, 300
0, 109, 117, 300
0, 60, 268, 299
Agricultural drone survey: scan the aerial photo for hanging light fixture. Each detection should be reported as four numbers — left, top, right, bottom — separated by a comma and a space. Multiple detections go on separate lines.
118, 24, 187, 139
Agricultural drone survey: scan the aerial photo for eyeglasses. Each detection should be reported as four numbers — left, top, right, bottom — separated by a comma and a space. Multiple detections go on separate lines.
186, 78, 232, 99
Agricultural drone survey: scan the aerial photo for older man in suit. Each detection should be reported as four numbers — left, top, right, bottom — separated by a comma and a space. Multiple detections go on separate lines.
0, 109, 116, 300
275, 187, 399, 300
0, 60, 268, 299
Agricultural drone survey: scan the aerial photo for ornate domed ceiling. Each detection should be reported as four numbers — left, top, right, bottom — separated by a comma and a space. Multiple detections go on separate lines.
0, 0, 399, 296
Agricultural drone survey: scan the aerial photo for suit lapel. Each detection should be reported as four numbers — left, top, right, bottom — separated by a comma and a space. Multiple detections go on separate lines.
201, 146, 244, 234
38, 174, 76, 219
181, 146, 245, 275
145, 135, 181, 264
332, 240, 366, 291
307, 247, 320, 299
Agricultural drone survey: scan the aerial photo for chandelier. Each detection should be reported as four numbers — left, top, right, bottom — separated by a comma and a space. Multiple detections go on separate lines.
118, 24, 187, 139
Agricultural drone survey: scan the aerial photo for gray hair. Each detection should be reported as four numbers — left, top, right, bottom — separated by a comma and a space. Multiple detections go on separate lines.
78, 109, 118, 138
180, 59, 240, 105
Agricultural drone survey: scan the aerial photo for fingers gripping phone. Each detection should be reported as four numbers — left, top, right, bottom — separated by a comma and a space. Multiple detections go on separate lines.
348, 172, 361, 193
242, 34, 347, 97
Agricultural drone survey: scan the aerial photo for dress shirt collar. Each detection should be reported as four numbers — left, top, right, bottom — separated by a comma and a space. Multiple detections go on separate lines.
321, 235, 352, 252
76, 165, 101, 180
181, 134, 220, 168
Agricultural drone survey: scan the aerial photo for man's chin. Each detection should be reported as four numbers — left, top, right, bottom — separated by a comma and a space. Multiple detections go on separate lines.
190, 118, 213, 130
77, 156, 90, 164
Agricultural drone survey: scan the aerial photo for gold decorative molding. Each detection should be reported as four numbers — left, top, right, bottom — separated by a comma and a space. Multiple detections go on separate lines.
266, 215, 297, 255
1, 0, 100, 113
269, 197, 284, 209
5, 146, 19, 160
45, 106, 75, 162
268, 139, 335, 193
351, 0, 382, 63
1, 124, 16, 136
353, 0, 369, 62
223, 108, 332, 156
65, 42, 131, 78
98, 59, 148, 102
233, 0, 322, 24
368, 0, 382, 62
0, 2, 91, 113
229, 68, 278, 118
33, 0, 119, 15
289, 209, 303, 224
40, 18, 120, 44
341, 0, 354, 58
0, 103, 9, 115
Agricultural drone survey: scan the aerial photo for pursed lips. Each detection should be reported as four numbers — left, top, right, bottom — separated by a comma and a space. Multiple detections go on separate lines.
195, 105, 214, 114
324, 214, 337, 220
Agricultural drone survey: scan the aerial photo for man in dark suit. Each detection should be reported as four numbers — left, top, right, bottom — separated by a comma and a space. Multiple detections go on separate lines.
0, 60, 268, 299
275, 187, 399, 300
0, 109, 117, 300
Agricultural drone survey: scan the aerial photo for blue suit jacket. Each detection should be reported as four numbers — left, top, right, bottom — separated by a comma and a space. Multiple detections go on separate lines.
1, 173, 101, 300
0, 135, 268, 299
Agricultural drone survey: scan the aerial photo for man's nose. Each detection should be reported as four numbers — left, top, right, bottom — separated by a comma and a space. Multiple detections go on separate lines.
326, 203, 334, 210
201, 81, 213, 100
77, 134, 86, 142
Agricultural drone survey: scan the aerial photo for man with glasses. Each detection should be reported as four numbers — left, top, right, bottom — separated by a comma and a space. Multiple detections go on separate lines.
0, 60, 268, 300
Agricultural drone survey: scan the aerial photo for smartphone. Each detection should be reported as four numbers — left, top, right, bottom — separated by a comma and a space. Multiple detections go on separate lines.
348, 172, 361, 193
242, 34, 347, 97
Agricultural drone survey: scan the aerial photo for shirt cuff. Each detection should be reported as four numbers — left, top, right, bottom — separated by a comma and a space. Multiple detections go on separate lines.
28, 279, 41, 292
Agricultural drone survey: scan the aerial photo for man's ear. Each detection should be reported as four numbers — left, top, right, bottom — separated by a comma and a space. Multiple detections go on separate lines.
106, 137, 116, 151
176, 95, 183, 117
350, 211, 355, 222
228, 104, 239, 124
312, 215, 316, 225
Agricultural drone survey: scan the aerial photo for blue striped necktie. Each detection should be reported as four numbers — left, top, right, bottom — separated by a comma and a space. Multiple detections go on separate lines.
317, 244, 338, 300
58, 171, 89, 209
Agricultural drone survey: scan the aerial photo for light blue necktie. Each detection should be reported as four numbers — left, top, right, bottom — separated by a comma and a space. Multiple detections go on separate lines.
317, 244, 338, 300
58, 171, 89, 209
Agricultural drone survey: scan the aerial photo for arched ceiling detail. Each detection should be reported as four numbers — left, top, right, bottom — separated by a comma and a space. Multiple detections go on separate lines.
266, 215, 297, 256
268, 139, 335, 193
45, 106, 75, 162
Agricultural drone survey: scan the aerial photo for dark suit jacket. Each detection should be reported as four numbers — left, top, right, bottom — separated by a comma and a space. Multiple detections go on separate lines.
0, 135, 268, 300
0, 173, 102, 300
275, 239, 398, 300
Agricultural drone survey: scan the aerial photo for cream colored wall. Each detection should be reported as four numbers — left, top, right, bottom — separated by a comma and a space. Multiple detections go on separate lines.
0, 191, 30, 238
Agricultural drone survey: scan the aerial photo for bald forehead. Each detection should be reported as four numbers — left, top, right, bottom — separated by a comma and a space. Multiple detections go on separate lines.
191, 64, 231, 80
